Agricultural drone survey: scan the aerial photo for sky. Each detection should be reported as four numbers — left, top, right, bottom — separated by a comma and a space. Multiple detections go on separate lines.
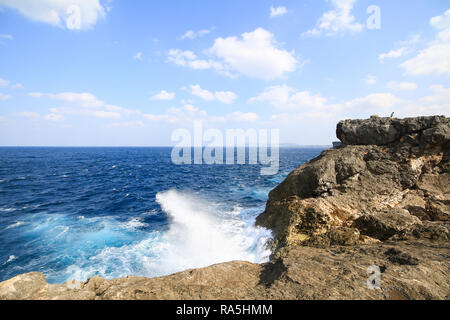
0, 0, 449, 146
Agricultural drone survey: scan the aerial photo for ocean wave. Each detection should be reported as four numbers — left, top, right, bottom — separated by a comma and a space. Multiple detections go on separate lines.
5, 221, 24, 229
53, 190, 271, 283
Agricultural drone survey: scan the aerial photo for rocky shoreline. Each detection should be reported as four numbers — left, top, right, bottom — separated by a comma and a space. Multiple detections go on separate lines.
1, 115, 449, 300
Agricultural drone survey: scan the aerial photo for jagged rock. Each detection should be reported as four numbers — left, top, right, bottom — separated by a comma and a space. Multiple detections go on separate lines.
258, 115, 449, 250
1, 116, 449, 300
0, 241, 448, 300
354, 208, 422, 240
385, 248, 419, 266
337, 115, 449, 146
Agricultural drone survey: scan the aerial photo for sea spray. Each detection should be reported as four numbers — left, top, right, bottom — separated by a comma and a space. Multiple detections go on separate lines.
154, 189, 272, 273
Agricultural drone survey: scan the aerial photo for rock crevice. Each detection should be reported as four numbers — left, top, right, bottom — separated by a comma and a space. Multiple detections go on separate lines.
1, 115, 449, 300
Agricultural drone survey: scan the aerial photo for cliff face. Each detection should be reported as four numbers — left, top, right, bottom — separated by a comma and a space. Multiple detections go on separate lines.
257, 115, 449, 249
1, 116, 449, 300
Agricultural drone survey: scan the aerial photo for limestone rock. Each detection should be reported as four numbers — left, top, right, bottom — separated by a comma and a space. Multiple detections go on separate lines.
1, 116, 449, 300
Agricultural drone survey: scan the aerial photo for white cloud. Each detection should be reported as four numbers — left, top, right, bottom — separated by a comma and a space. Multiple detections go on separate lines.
0, 34, 13, 40
0, 93, 11, 101
93, 110, 121, 119
29, 91, 141, 120
108, 121, 144, 128
387, 81, 418, 91
17, 111, 64, 121
401, 86, 450, 117
187, 85, 237, 104
133, 52, 142, 60
252, 85, 407, 124
11, 83, 23, 89
249, 85, 328, 110
421, 85, 450, 104
303, 0, 364, 37
0, 78, 10, 87
168, 28, 299, 79
379, 47, 407, 62
167, 49, 224, 72
430, 8, 450, 42
0, 0, 106, 30
18, 111, 40, 118
270, 6, 288, 18
343, 93, 403, 110
150, 90, 175, 101
400, 9, 450, 76
215, 91, 238, 104
43, 113, 64, 121
226, 111, 259, 122
179, 27, 214, 40
144, 104, 210, 124
400, 43, 450, 76
30, 92, 104, 108
364, 74, 377, 85
209, 28, 298, 79
188, 85, 215, 101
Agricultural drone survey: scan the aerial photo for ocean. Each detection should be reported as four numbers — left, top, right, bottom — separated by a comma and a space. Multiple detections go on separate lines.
0, 147, 324, 284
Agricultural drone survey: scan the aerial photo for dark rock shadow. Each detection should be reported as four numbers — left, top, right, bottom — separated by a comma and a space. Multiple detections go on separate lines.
258, 259, 287, 288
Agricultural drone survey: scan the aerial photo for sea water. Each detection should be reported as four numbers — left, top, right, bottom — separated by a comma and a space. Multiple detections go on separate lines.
0, 147, 323, 283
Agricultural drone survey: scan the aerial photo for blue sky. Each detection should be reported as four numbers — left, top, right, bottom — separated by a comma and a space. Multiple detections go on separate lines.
0, 0, 449, 146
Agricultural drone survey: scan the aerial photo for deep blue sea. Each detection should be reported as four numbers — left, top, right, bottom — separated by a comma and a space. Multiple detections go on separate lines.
0, 147, 324, 284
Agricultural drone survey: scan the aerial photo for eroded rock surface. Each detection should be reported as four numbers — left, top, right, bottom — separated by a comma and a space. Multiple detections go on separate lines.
1, 115, 449, 300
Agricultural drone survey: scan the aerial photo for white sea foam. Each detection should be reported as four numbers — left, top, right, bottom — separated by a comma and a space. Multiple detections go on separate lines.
58, 190, 272, 283
5, 221, 24, 229
123, 217, 148, 229
5, 255, 17, 264
153, 189, 272, 274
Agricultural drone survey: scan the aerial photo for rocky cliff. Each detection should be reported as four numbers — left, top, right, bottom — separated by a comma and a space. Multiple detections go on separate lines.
1, 115, 449, 300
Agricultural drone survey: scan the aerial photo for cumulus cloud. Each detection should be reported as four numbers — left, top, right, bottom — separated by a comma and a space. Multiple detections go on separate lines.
30, 92, 104, 108
11, 83, 23, 89
0, 93, 11, 101
251, 85, 406, 124
401, 85, 450, 117
186, 85, 237, 104
168, 28, 299, 79
18, 111, 40, 118
379, 47, 408, 62
303, 0, 364, 37
386, 81, 418, 91
209, 28, 298, 79
17, 111, 64, 121
150, 90, 175, 101
215, 91, 238, 104
249, 85, 328, 110
0, 34, 13, 40
108, 121, 144, 128
179, 27, 214, 40
144, 104, 209, 124
0, 78, 10, 87
364, 74, 377, 85
0, 0, 106, 30
226, 111, 259, 122
400, 43, 450, 76
270, 6, 288, 18
400, 9, 450, 76
167, 49, 224, 72
342, 93, 403, 110
43, 113, 64, 121
133, 52, 143, 61
29, 91, 140, 120
421, 84, 450, 104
